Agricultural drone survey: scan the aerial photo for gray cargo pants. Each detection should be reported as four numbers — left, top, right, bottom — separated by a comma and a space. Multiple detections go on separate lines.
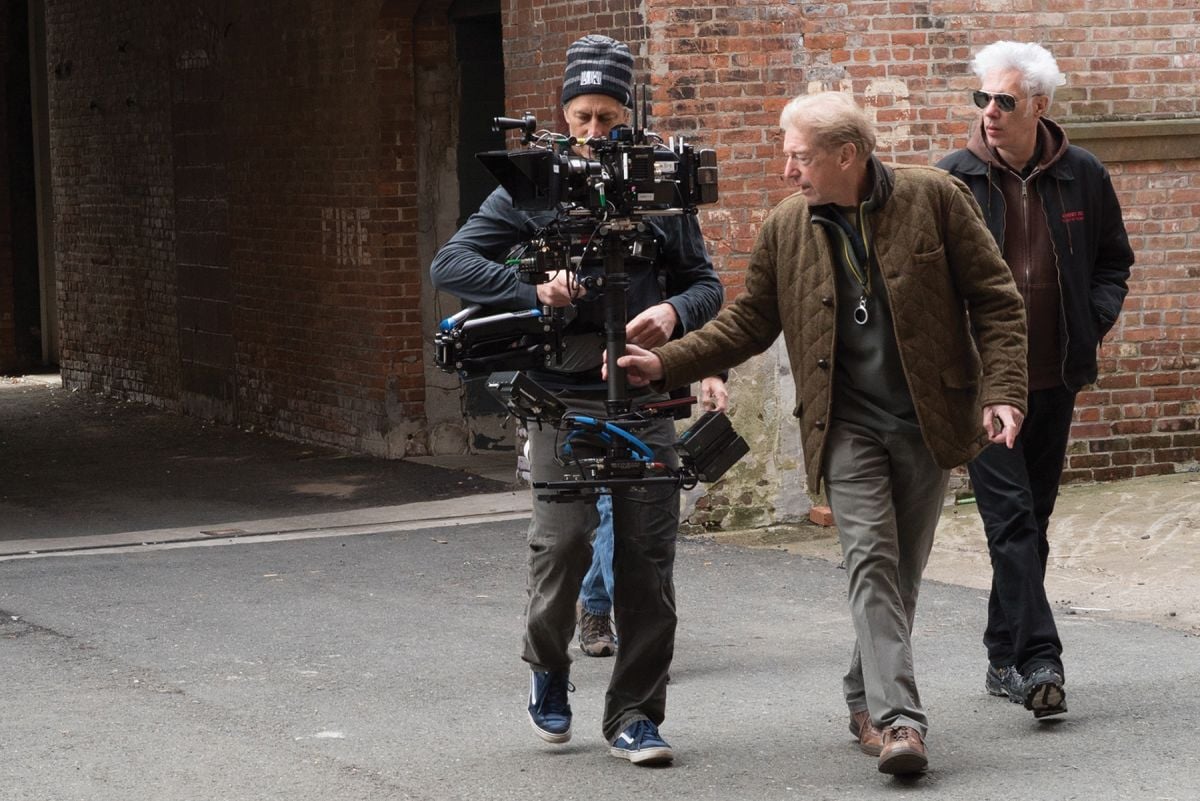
522, 394, 680, 743
822, 419, 949, 738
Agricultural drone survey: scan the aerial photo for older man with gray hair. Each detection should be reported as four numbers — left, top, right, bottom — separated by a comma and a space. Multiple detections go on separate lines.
938, 41, 1133, 720
615, 91, 1028, 775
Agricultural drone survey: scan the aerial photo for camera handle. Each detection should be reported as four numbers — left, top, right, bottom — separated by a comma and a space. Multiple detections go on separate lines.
599, 223, 636, 417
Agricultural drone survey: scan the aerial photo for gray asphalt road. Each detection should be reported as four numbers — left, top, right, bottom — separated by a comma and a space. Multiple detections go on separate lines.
2, 519, 1195, 801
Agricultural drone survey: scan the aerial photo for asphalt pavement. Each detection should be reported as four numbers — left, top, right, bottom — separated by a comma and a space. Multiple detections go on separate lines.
2, 377, 1198, 800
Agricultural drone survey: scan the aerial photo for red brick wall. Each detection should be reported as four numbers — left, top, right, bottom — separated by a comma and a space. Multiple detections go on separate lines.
220, 1, 421, 453
381, 5, 423, 427
1067, 158, 1200, 481
46, 1, 180, 399
46, 0, 434, 455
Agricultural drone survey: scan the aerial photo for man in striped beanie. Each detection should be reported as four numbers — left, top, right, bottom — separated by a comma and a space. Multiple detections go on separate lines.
432, 32, 725, 767
559, 34, 634, 159
561, 34, 633, 108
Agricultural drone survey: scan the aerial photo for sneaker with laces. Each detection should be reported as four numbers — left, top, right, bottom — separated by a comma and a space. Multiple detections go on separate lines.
1023, 665, 1067, 719
527, 670, 573, 743
609, 719, 674, 765
578, 608, 617, 657
985, 663, 1026, 703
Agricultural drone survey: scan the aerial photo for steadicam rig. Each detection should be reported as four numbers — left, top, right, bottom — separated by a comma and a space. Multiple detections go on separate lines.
434, 86, 746, 500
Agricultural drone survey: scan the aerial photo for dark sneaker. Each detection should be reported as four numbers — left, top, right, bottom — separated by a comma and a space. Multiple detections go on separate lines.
527, 670, 573, 743
1024, 666, 1067, 719
985, 663, 1026, 704
609, 719, 674, 765
578, 609, 617, 657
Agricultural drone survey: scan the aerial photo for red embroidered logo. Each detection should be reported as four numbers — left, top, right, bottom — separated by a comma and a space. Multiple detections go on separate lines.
1062, 210, 1085, 223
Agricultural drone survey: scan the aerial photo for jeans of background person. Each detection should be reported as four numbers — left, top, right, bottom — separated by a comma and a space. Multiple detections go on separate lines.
967, 385, 1076, 676
579, 494, 615, 616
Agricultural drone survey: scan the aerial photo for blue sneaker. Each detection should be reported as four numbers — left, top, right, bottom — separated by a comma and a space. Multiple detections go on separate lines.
609, 719, 674, 765
527, 670, 573, 743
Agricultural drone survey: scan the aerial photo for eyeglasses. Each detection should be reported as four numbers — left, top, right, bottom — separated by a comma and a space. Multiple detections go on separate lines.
972, 90, 1020, 112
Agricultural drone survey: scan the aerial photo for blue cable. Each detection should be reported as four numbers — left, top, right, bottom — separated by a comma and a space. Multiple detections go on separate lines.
568, 416, 654, 462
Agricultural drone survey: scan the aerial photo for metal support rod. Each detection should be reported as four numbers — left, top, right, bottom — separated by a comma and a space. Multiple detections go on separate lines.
602, 233, 631, 416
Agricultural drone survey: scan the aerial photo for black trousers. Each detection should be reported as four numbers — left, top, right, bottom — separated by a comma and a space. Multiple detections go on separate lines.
967, 386, 1076, 675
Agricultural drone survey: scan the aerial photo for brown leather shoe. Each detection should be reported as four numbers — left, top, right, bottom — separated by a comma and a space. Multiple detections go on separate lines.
878, 726, 928, 775
848, 709, 883, 756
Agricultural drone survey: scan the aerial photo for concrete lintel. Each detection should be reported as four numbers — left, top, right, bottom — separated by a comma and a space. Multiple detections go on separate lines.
1063, 118, 1200, 163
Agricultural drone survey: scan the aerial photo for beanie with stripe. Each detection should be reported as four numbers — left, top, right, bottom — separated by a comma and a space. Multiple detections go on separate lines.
561, 34, 634, 107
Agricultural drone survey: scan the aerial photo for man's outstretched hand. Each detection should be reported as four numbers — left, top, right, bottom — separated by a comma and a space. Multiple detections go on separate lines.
602, 343, 666, 387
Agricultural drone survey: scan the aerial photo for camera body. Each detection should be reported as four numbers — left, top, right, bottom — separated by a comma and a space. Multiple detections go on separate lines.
476, 123, 717, 217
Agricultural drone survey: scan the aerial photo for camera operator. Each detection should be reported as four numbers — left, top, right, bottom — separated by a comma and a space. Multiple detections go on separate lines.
430, 34, 723, 766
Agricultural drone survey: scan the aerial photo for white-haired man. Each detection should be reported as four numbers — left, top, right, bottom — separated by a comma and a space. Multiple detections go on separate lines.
938, 41, 1133, 719
615, 91, 1028, 775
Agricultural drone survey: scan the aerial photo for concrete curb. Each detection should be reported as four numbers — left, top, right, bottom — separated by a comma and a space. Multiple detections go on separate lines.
0, 491, 533, 560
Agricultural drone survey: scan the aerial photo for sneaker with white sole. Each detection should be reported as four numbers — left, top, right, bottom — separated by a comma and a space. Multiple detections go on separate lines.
527, 670, 573, 743
609, 719, 673, 765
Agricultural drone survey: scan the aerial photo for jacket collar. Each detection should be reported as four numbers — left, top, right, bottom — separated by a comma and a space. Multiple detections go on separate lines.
810, 155, 894, 222
958, 117, 1075, 180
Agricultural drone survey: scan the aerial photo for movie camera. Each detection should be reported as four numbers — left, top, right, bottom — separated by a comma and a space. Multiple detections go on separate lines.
434, 87, 747, 500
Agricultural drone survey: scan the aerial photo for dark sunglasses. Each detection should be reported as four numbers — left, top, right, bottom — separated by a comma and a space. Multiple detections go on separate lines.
972, 90, 1019, 112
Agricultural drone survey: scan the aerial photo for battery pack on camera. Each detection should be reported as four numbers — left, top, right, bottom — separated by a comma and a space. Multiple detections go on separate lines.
675, 411, 750, 483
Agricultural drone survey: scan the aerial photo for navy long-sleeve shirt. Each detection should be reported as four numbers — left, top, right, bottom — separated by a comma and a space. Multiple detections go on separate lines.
431, 186, 723, 378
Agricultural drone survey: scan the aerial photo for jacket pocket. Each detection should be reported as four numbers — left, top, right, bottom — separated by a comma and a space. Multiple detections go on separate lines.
912, 243, 946, 263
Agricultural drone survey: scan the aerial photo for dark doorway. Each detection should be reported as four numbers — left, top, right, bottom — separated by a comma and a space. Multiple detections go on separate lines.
3, 0, 45, 373
450, 2, 508, 423
452, 6, 505, 227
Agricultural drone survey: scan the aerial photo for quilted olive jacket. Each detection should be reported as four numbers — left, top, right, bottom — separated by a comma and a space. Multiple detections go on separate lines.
655, 163, 1028, 494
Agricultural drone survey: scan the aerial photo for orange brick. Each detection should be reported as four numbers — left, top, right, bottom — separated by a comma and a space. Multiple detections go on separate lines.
809, 505, 835, 527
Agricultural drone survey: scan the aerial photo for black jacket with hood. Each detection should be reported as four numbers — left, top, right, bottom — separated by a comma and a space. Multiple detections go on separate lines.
938, 118, 1134, 391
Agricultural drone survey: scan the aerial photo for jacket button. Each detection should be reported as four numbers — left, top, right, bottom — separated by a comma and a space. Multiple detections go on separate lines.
821, 296, 834, 307
815, 419, 826, 430
817, 358, 829, 369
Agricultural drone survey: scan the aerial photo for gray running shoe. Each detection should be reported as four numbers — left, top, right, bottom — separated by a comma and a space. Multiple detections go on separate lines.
1024, 665, 1068, 719
985, 663, 1027, 703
